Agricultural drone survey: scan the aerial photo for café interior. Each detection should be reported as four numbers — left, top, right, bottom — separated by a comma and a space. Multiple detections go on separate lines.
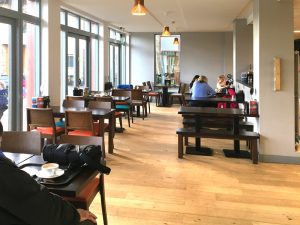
1, 0, 300, 224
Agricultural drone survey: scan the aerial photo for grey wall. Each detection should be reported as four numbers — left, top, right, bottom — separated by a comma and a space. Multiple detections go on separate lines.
130, 33, 155, 85
180, 32, 233, 87
130, 32, 233, 88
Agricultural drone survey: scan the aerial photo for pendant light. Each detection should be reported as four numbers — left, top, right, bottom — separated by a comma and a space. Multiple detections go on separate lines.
131, 0, 147, 16
161, 26, 171, 36
173, 37, 179, 45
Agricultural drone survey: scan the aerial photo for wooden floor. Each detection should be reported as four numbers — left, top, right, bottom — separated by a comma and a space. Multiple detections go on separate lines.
90, 103, 300, 225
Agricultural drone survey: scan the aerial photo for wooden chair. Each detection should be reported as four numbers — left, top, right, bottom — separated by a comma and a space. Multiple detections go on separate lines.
63, 99, 85, 108
1, 131, 42, 155
146, 81, 161, 106
65, 110, 99, 136
170, 83, 188, 105
59, 134, 107, 225
27, 108, 64, 144
135, 85, 151, 114
112, 89, 133, 127
131, 89, 147, 119
93, 97, 123, 130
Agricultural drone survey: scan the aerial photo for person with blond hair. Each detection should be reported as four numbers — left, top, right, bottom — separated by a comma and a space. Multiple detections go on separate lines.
216, 74, 227, 93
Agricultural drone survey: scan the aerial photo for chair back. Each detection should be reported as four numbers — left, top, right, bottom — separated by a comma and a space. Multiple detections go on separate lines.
135, 85, 149, 91
1, 131, 41, 155
180, 83, 188, 94
146, 81, 153, 90
88, 100, 112, 109
63, 99, 85, 108
27, 108, 55, 130
112, 89, 131, 98
65, 110, 95, 134
131, 89, 144, 101
60, 134, 104, 158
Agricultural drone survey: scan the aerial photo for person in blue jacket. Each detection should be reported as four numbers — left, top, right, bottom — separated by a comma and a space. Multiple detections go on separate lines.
191, 75, 216, 98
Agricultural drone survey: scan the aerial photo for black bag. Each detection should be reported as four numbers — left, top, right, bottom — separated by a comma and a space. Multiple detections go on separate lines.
236, 90, 245, 103
43, 144, 111, 175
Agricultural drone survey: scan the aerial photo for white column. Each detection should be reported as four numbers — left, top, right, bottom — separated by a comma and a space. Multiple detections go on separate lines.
253, 0, 297, 162
41, 0, 61, 105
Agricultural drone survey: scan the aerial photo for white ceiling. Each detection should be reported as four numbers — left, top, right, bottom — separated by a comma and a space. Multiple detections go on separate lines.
61, 0, 300, 38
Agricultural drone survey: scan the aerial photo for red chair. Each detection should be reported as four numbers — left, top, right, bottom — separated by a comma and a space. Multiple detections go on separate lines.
65, 110, 99, 136
27, 108, 64, 144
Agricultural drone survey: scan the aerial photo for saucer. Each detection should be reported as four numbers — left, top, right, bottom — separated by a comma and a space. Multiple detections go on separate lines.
36, 168, 64, 179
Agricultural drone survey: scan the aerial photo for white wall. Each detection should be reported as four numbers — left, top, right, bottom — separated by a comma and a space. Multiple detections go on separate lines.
41, 0, 61, 106
253, 0, 298, 162
130, 32, 233, 88
130, 33, 155, 86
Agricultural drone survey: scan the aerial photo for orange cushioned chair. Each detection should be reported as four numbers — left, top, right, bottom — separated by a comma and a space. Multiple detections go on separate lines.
27, 108, 64, 144
65, 110, 100, 136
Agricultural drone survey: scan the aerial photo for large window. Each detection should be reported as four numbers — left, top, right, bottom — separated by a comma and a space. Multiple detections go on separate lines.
109, 29, 126, 87
0, 0, 40, 131
60, 9, 100, 99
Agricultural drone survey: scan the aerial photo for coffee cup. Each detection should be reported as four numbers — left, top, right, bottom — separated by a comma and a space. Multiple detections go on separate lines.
41, 163, 59, 176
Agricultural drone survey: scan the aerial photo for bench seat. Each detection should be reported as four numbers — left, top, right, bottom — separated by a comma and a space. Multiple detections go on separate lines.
176, 127, 260, 164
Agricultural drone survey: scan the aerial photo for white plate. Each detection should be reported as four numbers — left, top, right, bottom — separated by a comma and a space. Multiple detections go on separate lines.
36, 168, 64, 179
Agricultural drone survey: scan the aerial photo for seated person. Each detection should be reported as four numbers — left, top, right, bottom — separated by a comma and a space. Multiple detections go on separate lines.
191, 75, 216, 98
189, 75, 200, 90
0, 151, 97, 225
216, 74, 227, 93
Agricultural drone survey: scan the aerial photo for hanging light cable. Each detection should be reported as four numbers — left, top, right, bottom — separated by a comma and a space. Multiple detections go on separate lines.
131, 0, 147, 16
161, 26, 171, 36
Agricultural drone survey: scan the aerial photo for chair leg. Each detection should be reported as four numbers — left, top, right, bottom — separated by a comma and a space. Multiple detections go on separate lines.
99, 174, 108, 225
126, 111, 130, 127
119, 115, 123, 129
148, 101, 150, 114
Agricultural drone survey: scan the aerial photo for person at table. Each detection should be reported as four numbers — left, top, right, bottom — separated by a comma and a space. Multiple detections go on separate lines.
0, 152, 97, 225
189, 74, 200, 89
191, 75, 216, 98
215, 74, 227, 93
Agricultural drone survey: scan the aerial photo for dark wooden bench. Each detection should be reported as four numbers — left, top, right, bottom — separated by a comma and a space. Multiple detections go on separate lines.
182, 117, 254, 147
182, 117, 254, 130
176, 127, 260, 164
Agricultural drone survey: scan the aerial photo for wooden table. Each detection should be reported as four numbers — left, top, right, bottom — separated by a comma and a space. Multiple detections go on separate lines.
52, 106, 115, 154
178, 106, 249, 157
154, 84, 178, 107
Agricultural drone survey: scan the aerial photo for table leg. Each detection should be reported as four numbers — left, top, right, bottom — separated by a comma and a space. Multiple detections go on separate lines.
108, 113, 114, 154
98, 119, 106, 157
185, 116, 212, 156
223, 117, 250, 159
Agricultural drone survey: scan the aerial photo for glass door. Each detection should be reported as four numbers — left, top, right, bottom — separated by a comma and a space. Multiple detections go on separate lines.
109, 43, 120, 87
0, 18, 14, 131
67, 34, 89, 96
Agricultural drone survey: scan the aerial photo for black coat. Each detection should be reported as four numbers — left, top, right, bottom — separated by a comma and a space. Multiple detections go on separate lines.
0, 155, 80, 225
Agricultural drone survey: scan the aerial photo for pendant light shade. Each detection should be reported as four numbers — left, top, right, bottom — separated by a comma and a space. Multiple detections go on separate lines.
173, 37, 179, 45
161, 26, 171, 36
131, 0, 147, 16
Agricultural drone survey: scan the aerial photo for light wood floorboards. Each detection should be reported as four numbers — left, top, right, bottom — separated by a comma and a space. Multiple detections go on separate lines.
90, 103, 300, 225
